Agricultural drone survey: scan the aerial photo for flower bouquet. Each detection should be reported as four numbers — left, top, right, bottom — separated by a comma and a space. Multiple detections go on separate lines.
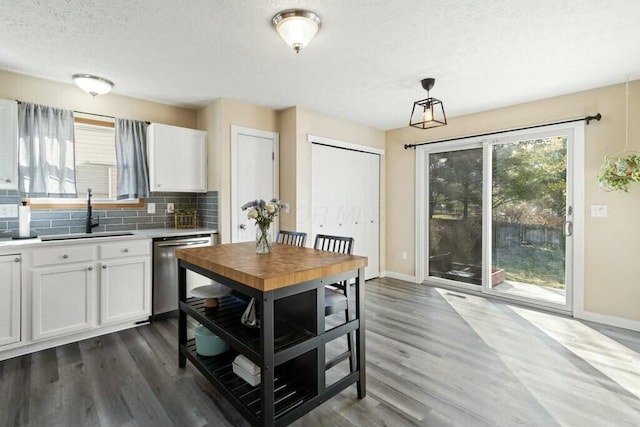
241, 198, 289, 253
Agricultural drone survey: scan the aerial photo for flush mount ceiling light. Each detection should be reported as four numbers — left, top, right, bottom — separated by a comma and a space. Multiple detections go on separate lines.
72, 74, 114, 96
409, 78, 447, 129
272, 9, 321, 53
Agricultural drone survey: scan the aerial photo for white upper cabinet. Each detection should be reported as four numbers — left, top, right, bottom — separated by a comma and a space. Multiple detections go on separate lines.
147, 123, 207, 192
0, 99, 18, 190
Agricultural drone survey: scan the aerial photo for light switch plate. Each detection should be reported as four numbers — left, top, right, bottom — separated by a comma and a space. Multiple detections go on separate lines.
0, 204, 18, 218
147, 202, 156, 214
167, 203, 174, 213
591, 204, 608, 217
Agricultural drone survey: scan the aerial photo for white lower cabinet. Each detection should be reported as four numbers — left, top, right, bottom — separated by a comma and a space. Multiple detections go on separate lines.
31, 262, 96, 341
99, 239, 151, 325
0, 254, 21, 347
100, 257, 151, 324
28, 238, 151, 343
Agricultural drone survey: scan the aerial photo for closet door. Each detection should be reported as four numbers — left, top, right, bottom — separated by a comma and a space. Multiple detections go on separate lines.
364, 152, 380, 278
311, 144, 380, 279
311, 144, 343, 237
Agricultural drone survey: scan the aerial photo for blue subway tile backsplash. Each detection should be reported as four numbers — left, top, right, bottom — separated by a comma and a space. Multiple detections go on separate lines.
0, 189, 218, 236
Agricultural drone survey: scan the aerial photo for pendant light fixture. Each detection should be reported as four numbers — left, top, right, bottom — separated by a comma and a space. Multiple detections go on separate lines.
72, 74, 114, 96
272, 9, 321, 53
409, 78, 447, 129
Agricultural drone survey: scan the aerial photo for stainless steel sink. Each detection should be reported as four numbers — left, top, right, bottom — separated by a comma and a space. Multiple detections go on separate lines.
40, 231, 135, 241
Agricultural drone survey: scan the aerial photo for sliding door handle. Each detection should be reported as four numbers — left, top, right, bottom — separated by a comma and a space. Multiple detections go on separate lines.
563, 220, 573, 237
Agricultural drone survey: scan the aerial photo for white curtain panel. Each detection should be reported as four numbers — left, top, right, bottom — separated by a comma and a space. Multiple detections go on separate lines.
17, 103, 77, 197
115, 118, 150, 199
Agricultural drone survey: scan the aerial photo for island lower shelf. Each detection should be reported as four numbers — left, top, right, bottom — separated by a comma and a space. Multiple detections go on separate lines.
181, 339, 312, 424
181, 295, 314, 365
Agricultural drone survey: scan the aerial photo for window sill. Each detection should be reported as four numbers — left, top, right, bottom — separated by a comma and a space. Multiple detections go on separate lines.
27, 199, 145, 209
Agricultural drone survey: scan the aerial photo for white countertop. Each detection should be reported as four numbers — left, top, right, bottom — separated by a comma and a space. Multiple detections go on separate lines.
0, 227, 218, 250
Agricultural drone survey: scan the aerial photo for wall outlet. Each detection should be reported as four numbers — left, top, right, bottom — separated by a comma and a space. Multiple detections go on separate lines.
147, 202, 156, 214
402, 251, 408, 260
167, 203, 174, 213
591, 204, 608, 218
0, 204, 18, 218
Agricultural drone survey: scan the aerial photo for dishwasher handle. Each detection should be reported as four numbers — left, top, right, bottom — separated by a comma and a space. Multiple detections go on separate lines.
155, 239, 210, 248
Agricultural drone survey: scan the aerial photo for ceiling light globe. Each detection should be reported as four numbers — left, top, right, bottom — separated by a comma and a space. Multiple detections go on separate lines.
72, 74, 114, 96
272, 10, 321, 53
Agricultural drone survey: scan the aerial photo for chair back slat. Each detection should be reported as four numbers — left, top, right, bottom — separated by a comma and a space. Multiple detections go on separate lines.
276, 230, 307, 247
313, 234, 354, 255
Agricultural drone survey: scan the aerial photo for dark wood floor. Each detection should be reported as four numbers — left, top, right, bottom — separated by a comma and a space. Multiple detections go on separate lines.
2, 277, 640, 426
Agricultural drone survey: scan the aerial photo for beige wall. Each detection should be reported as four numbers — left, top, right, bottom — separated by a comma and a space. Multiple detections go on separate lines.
386, 81, 640, 323
0, 70, 196, 127
196, 98, 278, 243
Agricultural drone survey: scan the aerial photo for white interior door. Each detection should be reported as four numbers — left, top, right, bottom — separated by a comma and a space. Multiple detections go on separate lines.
231, 126, 279, 243
311, 143, 380, 279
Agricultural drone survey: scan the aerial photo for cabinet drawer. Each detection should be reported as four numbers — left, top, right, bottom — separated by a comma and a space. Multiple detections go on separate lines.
99, 240, 150, 259
32, 245, 95, 267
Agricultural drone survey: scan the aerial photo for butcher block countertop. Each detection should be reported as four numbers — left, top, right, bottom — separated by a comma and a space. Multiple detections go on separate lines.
175, 241, 367, 292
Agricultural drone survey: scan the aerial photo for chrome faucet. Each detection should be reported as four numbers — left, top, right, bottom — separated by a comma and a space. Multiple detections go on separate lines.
86, 188, 99, 233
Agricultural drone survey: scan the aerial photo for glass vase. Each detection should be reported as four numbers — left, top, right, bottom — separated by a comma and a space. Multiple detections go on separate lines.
256, 223, 272, 254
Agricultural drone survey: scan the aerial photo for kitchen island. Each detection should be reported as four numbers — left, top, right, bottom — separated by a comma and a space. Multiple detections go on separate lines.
175, 242, 367, 427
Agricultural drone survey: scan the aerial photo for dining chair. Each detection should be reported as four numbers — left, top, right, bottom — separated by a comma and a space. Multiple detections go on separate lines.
276, 230, 307, 247
313, 234, 356, 373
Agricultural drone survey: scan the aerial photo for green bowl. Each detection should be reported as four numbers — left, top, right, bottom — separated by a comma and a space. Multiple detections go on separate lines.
194, 324, 229, 356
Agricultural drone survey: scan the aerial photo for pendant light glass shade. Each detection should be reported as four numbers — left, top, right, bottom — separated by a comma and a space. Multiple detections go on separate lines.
72, 74, 114, 96
410, 78, 447, 129
272, 9, 321, 53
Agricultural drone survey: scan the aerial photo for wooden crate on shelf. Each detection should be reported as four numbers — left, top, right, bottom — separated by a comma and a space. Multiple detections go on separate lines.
175, 213, 197, 228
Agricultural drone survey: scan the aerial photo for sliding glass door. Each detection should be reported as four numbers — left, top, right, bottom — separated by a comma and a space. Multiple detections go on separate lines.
419, 124, 582, 312
485, 134, 570, 307
428, 148, 483, 286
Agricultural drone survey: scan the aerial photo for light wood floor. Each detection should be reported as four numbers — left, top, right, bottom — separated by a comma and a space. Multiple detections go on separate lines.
2, 277, 640, 426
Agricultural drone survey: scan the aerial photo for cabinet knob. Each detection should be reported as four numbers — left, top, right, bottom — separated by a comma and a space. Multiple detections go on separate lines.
62, 254, 69, 259
123, 248, 129, 253
14, 257, 20, 263
5, 178, 11, 183
88, 266, 93, 271
355, 222, 358, 225
239, 224, 246, 230
102, 265, 107, 269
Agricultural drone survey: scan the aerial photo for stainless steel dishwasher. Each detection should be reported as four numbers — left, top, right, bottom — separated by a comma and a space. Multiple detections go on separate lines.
152, 233, 217, 319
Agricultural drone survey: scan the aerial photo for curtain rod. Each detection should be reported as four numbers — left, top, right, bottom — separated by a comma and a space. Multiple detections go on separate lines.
403, 113, 602, 150
15, 100, 150, 124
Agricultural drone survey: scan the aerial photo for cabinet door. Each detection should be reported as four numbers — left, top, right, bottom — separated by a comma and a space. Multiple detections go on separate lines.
32, 263, 96, 341
100, 257, 151, 325
0, 99, 18, 190
148, 123, 207, 192
0, 254, 21, 347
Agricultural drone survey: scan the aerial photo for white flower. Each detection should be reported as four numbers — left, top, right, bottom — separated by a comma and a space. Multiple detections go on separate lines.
266, 202, 276, 214
247, 208, 258, 219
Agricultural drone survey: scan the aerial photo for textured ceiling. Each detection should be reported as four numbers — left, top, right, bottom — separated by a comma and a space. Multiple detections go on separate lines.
1, 0, 639, 131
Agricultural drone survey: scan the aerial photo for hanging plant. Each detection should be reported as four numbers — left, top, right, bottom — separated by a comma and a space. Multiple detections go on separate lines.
598, 80, 639, 192
597, 152, 640, 192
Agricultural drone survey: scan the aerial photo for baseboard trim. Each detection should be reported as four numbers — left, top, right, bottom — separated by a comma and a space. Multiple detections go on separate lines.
577, 311, 640, 332
381, 271, 417, 283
